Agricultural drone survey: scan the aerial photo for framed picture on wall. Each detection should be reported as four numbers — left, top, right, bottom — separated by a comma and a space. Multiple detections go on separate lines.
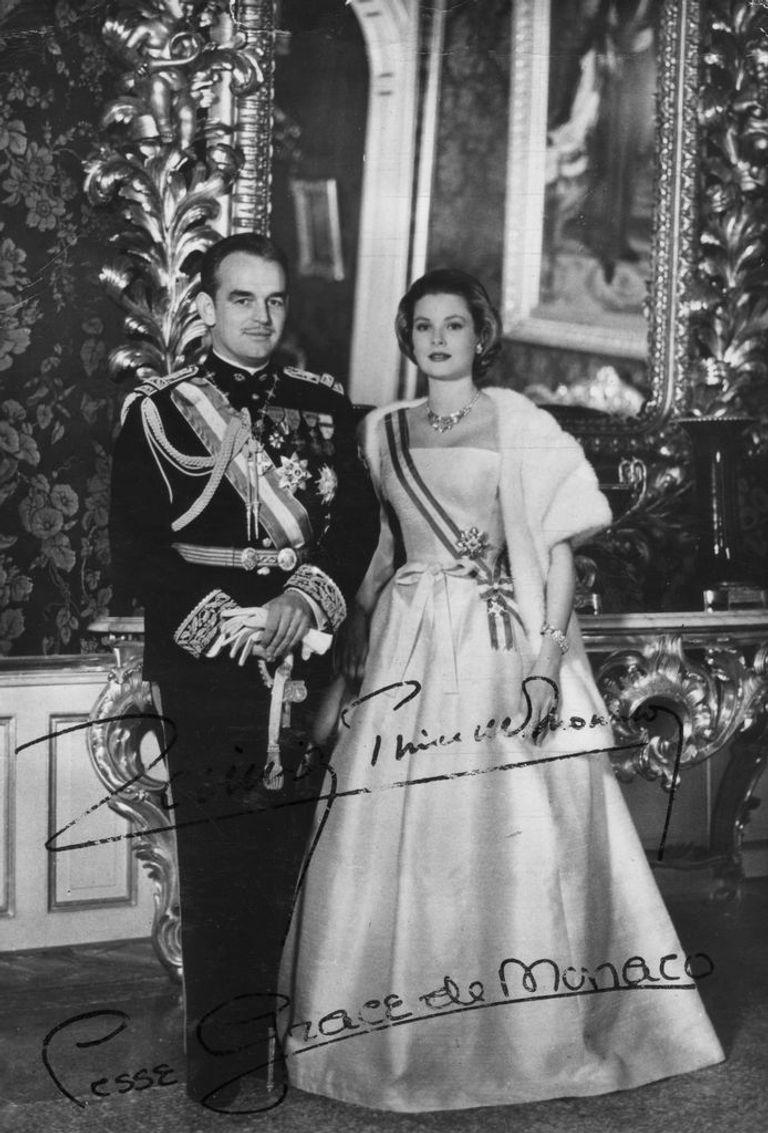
290, 178, 345, 282
502, 0, 661, 358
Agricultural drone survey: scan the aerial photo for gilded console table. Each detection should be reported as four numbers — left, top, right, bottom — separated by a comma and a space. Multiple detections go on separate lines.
87, 611, 768, 978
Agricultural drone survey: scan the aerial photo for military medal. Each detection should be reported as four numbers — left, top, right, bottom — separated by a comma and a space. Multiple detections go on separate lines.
317, 413, 335, 439
302, 409, 323, 454
318, 412, 335, 455
316, 464, 338, 504
267, 405, 288, 431
277, 452, 311, 495
266, 405, 288, 449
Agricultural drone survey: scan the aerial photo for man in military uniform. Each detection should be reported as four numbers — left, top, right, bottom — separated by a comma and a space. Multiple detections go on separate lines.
109, 233, 379, 1111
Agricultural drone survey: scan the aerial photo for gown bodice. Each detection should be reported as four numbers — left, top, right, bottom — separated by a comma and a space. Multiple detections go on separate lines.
379, 444, 504, 565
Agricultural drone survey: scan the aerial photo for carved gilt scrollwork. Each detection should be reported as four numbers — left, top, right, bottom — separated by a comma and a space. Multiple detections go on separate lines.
576, 447, 694, 612
646, 0, 701, 427
85, 0, 274, 380
598, 634, 768, 790
229, 0, 275, 234
87, 643, 182, 977
688, 0, 768, 420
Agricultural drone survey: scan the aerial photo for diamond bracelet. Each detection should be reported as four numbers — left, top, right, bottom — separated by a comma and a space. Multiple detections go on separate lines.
541, 622, 569, 654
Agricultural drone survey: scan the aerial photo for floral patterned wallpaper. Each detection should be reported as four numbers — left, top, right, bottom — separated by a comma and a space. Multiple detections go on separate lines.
0, 1, 123, 656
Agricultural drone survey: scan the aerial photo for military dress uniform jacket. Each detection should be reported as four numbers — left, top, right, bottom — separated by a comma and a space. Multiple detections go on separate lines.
109, 353, 380, 685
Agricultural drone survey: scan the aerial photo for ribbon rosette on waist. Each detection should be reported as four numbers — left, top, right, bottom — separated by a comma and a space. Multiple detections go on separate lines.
392, 562, 477, 694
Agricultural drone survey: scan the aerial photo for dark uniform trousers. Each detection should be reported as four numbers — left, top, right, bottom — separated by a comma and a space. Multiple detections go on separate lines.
159, 658, 324, 1107
109, 354, 378, 1108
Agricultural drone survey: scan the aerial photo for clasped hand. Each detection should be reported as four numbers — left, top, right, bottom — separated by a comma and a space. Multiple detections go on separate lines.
525, 673, 560, 746
207, 593, 331, 666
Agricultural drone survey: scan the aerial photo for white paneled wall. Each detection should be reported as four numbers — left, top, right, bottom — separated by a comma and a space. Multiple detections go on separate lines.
0, 659, 154, 952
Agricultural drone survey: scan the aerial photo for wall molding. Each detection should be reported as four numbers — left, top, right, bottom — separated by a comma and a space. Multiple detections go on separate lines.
347, 0, 420, 405
0, 655, 112, 689
0, 717, 15, 918
47, 713, 136, 913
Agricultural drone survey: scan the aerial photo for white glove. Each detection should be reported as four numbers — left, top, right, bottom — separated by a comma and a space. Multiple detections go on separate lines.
206, 605, 332, 666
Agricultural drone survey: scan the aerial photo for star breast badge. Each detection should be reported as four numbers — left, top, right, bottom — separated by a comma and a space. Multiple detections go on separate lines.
277, 452, 311, 494
455, 526, 489, 558
316, 464, 338, 504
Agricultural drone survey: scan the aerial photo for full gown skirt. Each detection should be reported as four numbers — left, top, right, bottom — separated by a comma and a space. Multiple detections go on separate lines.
278, 444, 724, 1112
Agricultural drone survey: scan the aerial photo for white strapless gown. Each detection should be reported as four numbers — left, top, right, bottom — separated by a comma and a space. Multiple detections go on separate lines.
278, 446, 724, 1112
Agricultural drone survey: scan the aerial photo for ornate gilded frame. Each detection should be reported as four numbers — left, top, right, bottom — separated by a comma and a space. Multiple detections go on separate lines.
85, 0, 276, 381
503, 0, 700, 450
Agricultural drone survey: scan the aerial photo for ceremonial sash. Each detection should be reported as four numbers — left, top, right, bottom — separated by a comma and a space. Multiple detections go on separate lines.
384, 409, 522, 651
170, 380, 313, 550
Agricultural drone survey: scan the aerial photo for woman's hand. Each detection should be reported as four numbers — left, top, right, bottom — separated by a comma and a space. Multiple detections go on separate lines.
334, 603, 370, 684
526, 540, 574, 744
525, 639, 563, 744
524, 674, 559, 745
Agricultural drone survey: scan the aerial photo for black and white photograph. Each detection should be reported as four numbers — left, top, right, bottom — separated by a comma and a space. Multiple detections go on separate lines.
1, 2, 768, 1131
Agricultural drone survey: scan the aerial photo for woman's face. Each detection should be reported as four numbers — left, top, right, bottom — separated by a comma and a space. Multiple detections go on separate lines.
411, 292, 480, 382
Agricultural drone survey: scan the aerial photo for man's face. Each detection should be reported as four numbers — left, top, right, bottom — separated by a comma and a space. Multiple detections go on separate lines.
196, 252, 288, 368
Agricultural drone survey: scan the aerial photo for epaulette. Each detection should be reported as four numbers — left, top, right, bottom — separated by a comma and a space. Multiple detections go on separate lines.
283, 365, 345, 397
132, 365, 199, 398
120, 366, 199, 424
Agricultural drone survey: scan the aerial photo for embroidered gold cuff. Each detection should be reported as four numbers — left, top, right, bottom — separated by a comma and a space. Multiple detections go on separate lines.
285, 565, 347, 632
173, 588, 237, 659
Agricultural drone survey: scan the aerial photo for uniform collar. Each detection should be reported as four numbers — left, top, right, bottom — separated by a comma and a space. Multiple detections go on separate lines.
204, 352, 279, 409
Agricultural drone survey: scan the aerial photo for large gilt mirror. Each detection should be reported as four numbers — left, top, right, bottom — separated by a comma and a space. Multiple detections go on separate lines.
501, 0, 698, 448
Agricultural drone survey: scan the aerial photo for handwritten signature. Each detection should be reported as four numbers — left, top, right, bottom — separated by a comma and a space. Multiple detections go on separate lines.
286, 949, 715, 1052
42, 948, 714, 1113
352, 677, 651, 766
17, 678, 684, 864
41, 1010, 179, 1110
23, 678, 689, 1115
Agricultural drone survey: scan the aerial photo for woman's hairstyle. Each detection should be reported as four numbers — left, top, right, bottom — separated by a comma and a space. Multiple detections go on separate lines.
198, 233, 290, 299
394, 268, 503, 377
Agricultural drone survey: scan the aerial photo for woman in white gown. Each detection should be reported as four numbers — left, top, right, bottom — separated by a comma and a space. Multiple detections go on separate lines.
277, 270, 724, 1112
